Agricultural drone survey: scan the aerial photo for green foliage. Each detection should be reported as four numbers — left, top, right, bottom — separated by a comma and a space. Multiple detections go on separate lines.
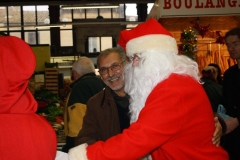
34, 89, 63, 122
179, 27, 198, 60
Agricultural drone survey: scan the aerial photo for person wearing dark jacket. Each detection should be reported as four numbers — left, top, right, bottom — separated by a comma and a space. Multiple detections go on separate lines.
208, 63, 224, 85
62, 56, 104, 153
201, 66, 223, 112
222, 27, 240, 160
75, 47, 129, 146
201, 66, 227, 139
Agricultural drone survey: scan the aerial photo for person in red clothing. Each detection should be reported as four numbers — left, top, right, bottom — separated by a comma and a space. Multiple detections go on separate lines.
0, 36, 57, 160
68, 18, 228, 160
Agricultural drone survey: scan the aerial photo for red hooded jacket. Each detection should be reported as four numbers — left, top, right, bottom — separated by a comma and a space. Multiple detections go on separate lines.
0, 36, 57, 160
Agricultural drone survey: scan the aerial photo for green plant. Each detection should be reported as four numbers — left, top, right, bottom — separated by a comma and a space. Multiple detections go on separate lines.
34, 88, 63, 123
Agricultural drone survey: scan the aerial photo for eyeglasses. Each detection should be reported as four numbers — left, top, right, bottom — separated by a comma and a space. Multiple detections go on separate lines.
98, 61, 125, 75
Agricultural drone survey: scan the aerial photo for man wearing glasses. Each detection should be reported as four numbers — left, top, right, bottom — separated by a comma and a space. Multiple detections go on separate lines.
74, 47, 130, 146
222, 27, 240, 160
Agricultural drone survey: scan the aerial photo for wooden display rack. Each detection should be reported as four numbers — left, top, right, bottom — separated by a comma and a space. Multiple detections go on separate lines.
45, 63, 59, 95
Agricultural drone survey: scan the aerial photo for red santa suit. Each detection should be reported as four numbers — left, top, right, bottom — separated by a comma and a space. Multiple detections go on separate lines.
68, 18, 228, 160
0, 36, 57, 160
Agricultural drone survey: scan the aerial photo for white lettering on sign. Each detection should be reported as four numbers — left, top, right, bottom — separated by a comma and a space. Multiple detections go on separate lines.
160, 0, 240, 17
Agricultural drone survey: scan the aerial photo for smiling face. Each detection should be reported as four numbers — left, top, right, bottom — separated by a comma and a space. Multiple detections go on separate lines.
98, 51, 125, 96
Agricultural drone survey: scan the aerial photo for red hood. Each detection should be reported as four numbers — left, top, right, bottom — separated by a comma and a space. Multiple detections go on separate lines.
0, 36, 37, 114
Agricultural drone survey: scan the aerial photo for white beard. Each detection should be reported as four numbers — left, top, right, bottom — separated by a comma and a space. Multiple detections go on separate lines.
124, 50, 200, 123
124, 61, 152, 123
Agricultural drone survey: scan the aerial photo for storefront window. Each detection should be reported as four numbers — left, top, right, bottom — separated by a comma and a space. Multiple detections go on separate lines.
8, 6, 21, 30
23, 6, 36, 30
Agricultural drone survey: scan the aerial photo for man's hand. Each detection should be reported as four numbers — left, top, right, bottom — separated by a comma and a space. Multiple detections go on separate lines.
212, 116, 222, 147
225, 117, 239, 134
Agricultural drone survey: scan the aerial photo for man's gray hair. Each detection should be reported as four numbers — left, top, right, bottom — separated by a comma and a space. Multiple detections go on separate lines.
72, 56, 95, 76
97, 47, 127, 68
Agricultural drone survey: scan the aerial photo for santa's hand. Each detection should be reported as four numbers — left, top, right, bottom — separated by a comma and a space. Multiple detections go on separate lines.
68, 143, 88, 160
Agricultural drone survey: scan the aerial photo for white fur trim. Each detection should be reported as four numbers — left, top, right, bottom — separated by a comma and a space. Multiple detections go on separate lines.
68, 143, 88, 160
126, 34, 178, 56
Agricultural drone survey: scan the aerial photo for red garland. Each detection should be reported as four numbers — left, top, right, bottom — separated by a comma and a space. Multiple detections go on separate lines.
215, 31, 225, 45
190, 21, 225, 45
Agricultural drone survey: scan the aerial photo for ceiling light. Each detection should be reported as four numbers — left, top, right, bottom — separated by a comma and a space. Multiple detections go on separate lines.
61, 4, 119, 10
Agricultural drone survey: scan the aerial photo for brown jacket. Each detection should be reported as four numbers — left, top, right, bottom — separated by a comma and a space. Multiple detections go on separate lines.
74, 86, 121, 146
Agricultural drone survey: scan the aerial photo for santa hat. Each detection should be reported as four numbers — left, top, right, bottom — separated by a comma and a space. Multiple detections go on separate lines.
118, 18, 178, 56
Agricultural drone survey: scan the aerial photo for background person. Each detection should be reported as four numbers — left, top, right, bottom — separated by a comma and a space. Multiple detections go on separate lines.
222, 27, 240, 160
208, 63, 223, 85
201, 66, 223, 112
62, 57, 105, 153
60, 78, 72, 107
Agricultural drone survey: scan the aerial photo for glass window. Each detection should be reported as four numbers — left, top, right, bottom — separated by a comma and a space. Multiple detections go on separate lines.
88, 37, 100, 53
38, 30, 50, 44
60, 9, 72, 22
99, 8, 111, 18
23, 6, 36, 30
86, 9, 98, 19
0, 7, 7, 32
37, 5, 49, 25
125, 4, 138, 21
73, 9, 85, 19
88, 36, 112, 53
25, 31, 36, 44
10, 32, 21, 38
0, 7, 7, 28
60, 30, 73, 46
112, 4, 124, 18
101, 37, 112, 50
147, 3, 154, 14
8, 6, 21, 30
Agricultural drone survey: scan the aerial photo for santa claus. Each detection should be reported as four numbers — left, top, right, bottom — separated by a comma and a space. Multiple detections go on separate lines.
69, 18, 228, 160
